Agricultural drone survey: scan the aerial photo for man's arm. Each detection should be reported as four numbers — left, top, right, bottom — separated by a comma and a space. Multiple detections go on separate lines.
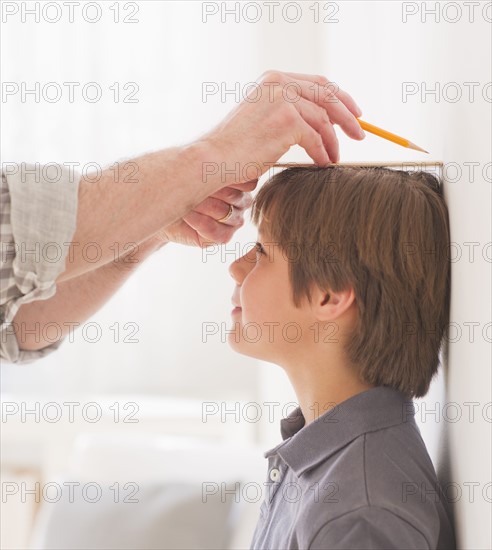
13, 231, 169, 352
58, 142, 222, 282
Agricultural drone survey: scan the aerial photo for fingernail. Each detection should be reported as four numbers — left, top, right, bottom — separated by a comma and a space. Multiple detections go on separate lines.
355, 105, 363, 117
358, 128, 366, 139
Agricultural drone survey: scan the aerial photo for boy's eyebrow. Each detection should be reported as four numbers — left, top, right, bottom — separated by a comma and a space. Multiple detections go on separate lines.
257, 223, 268, 240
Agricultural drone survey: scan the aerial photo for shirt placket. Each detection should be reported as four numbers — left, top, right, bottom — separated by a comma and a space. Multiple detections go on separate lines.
264, 455, 285, 506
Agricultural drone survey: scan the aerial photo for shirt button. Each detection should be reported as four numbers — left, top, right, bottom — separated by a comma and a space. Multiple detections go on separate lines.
269, 468, 281, 482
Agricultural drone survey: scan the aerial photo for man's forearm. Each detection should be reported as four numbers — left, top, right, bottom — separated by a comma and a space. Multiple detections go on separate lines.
58, 140, 220, 283
14, 232, 169, 352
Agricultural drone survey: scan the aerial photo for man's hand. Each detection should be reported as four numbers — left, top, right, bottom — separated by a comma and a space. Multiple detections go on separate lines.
199, 70, 365, 189
59, 70, 364, 280
158, 179, 257, 248
160, 70, 364, 246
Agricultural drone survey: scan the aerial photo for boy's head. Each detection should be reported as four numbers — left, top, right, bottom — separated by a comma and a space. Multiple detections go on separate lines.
228, 166, 450, 400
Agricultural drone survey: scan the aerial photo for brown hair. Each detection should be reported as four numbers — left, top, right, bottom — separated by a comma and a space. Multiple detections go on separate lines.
251, 166, 451, 399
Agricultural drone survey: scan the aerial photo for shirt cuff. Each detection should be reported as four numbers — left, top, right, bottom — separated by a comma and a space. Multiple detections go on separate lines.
0, 163, 81, 363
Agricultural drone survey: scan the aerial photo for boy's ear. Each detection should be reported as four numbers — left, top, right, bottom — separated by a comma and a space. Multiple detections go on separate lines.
311, 286, 356, 322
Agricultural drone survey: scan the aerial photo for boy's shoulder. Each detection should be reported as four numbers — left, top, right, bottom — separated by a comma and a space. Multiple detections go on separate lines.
297, 420, 448, 547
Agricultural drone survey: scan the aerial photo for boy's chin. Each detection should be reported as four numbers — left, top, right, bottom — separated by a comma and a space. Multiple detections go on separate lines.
226, 337, 267, 361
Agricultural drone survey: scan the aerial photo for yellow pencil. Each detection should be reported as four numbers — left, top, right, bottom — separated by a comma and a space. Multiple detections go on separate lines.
358, 119, 428, 153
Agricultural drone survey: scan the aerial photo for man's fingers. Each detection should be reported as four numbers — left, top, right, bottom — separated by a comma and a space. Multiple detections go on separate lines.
191, 196, 246, 225
183, 210, 238, 245
332, 88, 363, 118
294, 115, 332, 165
294, 97, 340, 163
210, 187, 254, 208
260, 71, 364, 141
275, 71, 363, 116
226, 179, 259, 192
182, 191, 252, 246
292, 80, 364, 141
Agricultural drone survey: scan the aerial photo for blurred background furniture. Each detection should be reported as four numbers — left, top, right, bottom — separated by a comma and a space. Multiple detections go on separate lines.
27, 433, 265, 549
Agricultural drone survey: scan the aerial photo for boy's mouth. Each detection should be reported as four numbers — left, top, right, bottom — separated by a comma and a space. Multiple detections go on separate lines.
231, 298, 242, 315
231, 293, 241, 309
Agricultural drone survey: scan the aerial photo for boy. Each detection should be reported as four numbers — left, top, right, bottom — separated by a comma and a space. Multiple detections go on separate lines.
227, 166, 455, 549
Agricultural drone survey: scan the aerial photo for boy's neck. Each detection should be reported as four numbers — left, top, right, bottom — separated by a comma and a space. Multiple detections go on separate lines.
283, 357, 375, 426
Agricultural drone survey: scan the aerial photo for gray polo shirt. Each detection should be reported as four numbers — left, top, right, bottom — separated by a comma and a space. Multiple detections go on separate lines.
250, 386, 456, 549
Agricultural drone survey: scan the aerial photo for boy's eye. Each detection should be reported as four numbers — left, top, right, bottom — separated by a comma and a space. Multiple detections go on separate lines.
255, 242, 265, 257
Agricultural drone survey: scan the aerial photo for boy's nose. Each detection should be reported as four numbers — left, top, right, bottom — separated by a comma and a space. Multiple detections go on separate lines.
228, 247, 255, 284
228, 256, 244, 284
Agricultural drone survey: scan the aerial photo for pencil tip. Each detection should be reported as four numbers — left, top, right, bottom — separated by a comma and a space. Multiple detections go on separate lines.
408, 142, 429, 153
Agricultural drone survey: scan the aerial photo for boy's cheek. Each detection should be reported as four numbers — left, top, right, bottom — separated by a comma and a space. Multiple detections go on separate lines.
242, 290, 269, 318
242, 305, 285, 334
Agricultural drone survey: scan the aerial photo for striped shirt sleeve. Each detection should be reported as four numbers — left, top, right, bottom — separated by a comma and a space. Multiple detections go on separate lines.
0, 163, 80, 363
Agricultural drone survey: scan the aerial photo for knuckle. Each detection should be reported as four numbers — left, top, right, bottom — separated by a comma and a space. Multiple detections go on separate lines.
282, 103, 298, 125
316, 75, 330, 87
260, 69, 275, 80
316, 105, 330, 122
237, 194, 251, 208
262, 70, 283, 85
243, 195, 253, 208
227, 188, 241, 202
314, 133, 325, 149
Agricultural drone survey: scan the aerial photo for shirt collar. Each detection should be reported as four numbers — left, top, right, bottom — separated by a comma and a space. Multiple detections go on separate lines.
264, 386, 416, 477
